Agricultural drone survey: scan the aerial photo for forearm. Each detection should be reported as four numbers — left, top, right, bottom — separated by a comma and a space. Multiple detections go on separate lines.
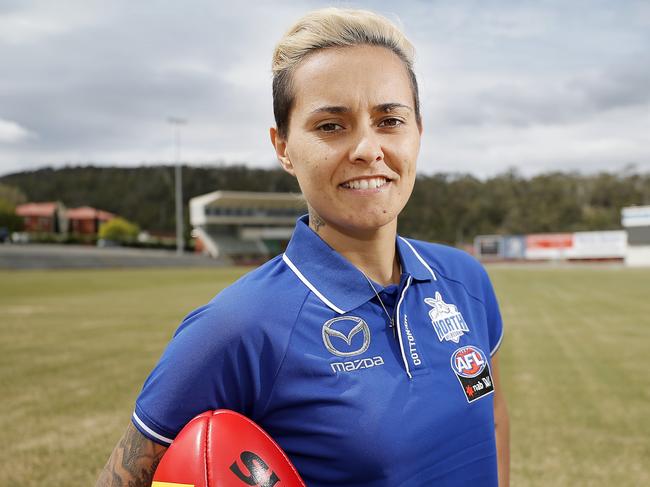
95, 422, 167, 487
495, 395, 510, 487
490, 353, 510, 486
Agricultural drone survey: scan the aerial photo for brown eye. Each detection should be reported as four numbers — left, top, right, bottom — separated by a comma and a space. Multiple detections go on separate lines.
319, 123, 343, 132
378, 118, 403, 128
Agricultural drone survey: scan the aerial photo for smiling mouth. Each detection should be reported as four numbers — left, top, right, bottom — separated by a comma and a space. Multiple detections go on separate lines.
340, 177, 390, 190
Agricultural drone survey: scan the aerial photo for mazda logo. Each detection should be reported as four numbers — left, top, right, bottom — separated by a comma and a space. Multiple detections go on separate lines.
322, 316, 370, 357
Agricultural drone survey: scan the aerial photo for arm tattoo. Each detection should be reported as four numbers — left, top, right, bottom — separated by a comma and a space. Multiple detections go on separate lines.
309, 209, 326, 233
95, 422, 167, 487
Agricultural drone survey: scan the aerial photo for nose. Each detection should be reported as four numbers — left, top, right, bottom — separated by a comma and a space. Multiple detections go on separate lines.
349, 126, 383, 164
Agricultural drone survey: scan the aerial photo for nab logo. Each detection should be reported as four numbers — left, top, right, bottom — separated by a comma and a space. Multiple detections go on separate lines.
322, 316, 370, 357
451, 346, 487, 378
230, 450, 280, 487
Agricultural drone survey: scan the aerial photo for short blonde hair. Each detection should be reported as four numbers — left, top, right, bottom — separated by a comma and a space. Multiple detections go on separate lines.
272, 8, 420, 138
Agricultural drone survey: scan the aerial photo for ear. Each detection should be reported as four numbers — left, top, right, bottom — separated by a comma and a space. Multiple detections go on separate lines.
269, 127, 295, 176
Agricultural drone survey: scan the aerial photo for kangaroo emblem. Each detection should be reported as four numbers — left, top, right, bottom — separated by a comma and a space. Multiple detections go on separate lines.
424, 292, 470, 343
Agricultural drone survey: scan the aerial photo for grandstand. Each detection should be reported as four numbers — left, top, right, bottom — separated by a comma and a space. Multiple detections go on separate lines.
189, 191, 306, 262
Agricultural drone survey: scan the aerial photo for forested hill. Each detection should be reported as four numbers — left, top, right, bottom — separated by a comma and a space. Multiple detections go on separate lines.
2, 165, 649, 244
0, 165, 299, 237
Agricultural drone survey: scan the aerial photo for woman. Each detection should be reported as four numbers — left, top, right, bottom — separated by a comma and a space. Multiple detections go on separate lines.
96, 8, 509, 486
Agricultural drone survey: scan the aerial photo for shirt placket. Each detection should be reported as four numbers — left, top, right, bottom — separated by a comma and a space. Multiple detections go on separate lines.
394, 275, 430, 378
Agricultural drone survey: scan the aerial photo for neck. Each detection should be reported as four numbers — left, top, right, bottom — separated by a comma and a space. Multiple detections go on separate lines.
310, 215, 401, 287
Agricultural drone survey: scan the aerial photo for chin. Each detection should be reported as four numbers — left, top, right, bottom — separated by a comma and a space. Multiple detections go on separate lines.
338, 211, 399, 233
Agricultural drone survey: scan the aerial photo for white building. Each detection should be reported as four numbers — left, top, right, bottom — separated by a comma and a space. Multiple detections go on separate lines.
622, 205, 650, 267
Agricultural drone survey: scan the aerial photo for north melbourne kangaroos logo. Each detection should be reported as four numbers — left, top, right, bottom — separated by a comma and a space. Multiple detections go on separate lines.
424, 292, 470, 343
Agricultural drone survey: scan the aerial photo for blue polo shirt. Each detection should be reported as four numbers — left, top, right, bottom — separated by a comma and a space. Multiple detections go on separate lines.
133, 215, 504, 486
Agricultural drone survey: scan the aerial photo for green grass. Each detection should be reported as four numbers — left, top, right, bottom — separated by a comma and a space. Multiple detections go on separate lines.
1, 265, 649, 486
490, 266, 650, 486
0, 267, 249, 486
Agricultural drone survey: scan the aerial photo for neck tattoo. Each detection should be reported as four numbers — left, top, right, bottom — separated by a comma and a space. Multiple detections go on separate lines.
309, 210, 326, 233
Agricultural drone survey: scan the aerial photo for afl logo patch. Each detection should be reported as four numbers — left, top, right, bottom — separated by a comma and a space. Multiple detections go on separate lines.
451, 346, 486, 378
450, 346, 494, 403
322, 316, 370, 357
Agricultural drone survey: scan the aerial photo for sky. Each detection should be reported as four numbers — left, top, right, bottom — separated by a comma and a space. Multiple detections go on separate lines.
1, 0, 649, 178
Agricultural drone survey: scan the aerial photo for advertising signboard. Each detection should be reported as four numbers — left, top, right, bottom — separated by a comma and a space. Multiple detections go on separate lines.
524, 233, 573, 260
567, 231, 627, 259
474, 235, 503, 259
502, 235, 525, 260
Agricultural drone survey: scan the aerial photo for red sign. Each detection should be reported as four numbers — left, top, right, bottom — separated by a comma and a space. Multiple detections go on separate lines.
526, 233, 574, 249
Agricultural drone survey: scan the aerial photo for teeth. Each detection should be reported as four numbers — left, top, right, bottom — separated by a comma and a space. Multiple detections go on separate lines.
343, 177, 388, 190
369, 178, 386, 189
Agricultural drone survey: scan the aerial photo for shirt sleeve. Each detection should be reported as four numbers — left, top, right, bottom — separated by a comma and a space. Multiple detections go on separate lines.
132, 303, 259, 445
479, 266, 504, 356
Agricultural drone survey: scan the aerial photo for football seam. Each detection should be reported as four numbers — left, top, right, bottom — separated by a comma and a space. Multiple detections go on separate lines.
246, 414, 305, 485
204, 415, 211, 487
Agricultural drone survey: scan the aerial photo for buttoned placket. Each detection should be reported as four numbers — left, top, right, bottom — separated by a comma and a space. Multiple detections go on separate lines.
390, 274, 432, 379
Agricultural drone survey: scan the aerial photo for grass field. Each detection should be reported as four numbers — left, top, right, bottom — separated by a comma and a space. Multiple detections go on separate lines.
1, 265, 649, 486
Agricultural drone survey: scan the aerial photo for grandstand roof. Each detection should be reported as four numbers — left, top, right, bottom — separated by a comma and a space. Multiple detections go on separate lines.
190, 190, 306, 227
191, 190, 305, 208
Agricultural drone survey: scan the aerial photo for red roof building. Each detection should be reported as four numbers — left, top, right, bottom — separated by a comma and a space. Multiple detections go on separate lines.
16, 202, 67, 233
67, 206, 116, 235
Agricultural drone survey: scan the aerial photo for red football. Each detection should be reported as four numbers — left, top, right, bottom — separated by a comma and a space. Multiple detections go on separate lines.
152, 410, 305, 487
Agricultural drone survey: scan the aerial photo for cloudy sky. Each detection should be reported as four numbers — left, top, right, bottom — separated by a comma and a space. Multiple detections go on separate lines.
1, 0, 648, 178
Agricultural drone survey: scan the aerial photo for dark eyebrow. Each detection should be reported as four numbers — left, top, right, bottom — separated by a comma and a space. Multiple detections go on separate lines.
309, 106, 350, 115
375, 103, 413, 113
308, 103, 413, 116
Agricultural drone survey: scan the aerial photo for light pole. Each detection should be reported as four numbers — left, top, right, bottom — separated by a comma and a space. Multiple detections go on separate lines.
168, 117, 187, 255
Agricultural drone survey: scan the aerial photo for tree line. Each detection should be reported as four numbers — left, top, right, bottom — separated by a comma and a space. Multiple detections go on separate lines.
1, 165, 649, 244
